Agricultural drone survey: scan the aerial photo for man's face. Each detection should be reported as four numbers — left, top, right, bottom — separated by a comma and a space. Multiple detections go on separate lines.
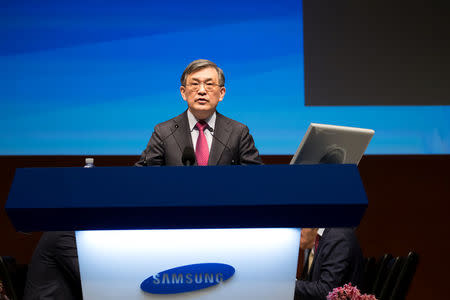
300, 228, 318, 250
180, 67, 226, 120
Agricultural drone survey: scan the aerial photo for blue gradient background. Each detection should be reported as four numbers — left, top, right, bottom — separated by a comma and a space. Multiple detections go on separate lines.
1, 0, 449, 155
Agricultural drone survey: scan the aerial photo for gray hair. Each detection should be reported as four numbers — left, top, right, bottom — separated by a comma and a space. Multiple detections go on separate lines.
180, 59, 225, 87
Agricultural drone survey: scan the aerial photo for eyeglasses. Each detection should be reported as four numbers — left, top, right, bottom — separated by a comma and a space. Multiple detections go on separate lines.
185, 82, 222, 92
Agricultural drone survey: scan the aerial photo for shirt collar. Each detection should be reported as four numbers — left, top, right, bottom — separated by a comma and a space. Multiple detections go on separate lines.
187, 109, 216, 132
317, 228, 325, 237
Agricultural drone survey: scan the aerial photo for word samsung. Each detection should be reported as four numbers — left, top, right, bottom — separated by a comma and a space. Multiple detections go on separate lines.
140, 263, 235, 294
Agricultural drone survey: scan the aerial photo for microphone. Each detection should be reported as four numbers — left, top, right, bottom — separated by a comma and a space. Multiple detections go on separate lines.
209, 128, 236, 165
182, 146, 196, 166
141, 124, 180, 166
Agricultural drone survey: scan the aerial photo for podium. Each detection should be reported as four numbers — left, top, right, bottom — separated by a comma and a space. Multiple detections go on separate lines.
6, 164, 367, 299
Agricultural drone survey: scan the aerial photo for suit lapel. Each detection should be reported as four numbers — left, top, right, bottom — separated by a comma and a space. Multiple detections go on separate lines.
308, 229, 328, 280
208, 112, 231, 166
172, 111, 194, 159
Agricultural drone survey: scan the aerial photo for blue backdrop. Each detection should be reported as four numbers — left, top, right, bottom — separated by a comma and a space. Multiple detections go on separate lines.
1, 0, 449, 154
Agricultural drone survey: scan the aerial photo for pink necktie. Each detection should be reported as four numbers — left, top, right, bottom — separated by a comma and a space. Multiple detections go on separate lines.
195, 121, 209, 166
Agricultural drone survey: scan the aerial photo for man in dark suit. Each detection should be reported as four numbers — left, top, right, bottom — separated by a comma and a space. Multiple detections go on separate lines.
295, 228, 364, 300
136, 59, 261, 167
24, 232, 82, 300
24, 59, 262, 300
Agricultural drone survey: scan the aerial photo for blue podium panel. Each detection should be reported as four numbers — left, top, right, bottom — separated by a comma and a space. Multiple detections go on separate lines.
6, 165, 367, 231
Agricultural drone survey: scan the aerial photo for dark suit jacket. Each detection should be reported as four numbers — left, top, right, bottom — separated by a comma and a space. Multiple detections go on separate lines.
295, 228, 364, 300
24, 232, 82, 300
136, 110, 262, 166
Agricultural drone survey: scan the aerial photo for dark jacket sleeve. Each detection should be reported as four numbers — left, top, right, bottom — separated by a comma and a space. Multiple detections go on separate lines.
238, 125, 263, 165
135, 125, 166, 166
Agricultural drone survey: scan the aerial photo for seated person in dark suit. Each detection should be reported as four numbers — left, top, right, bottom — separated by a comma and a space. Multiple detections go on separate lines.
23, 232, 81, 300
23, 59, 262, 300
295, 227, 364, 300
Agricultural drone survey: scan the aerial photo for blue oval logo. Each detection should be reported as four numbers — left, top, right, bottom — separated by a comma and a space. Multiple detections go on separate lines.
140, 263, 235, 294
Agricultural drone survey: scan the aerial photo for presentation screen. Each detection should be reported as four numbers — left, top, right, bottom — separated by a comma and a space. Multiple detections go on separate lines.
1, 0, 449, 155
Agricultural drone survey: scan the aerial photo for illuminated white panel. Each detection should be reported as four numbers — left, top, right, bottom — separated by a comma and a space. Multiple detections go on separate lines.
76, 228, 300, 300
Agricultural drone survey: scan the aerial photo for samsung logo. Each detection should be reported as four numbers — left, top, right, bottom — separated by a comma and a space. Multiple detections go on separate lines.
140, 263, 235, 294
